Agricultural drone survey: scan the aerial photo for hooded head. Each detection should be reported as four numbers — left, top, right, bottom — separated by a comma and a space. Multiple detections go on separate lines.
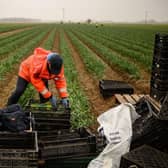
47, 53, 63, 75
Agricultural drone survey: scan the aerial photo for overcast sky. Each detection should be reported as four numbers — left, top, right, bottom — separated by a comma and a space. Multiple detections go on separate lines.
0, 0, 168, 22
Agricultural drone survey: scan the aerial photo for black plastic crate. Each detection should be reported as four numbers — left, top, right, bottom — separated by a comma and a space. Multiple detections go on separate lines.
149, 131, 168, 154
34, 116, 71, 131
32, 111, 70, 119
39, 129, 81, 141
24, 99, 71, 131
154, 44, 168, 51
37, 129, 74, 138
44, 153, 98, 168
99, 80, 134, 97
32, 111, 71, 131
151, 69, 168, 80
24, 99, 71, 113
154, 33, 168, 49
150, 78, 168, 91
150, 87, 166, 102
0, 131, 38, 168
39, 128, 97, 160
158, 94, 168, 120
131, 114, 166, 150
154, 49, 168, 60
38, 129, 106, 153
152, 58, 168, 69
120, 145, 168, 168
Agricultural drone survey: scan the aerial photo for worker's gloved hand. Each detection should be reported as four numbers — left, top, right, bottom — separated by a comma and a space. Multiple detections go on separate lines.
61, 98, 69, 108
49, 96, 57, 110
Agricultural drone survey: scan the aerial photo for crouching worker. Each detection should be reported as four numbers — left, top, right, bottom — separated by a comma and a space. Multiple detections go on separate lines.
7, 47, 69, 110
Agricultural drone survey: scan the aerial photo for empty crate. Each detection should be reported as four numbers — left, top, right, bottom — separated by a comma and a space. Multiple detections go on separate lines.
99, 80, 134, 97
24, 99, 71, 132
0, 131, 38, 168
39, 128, 97, 160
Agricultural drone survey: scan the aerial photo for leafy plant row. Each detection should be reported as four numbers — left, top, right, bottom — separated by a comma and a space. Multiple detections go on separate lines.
0, 27, 36, 46
79, 26, 152, 56
72, 27, 152, 70
68, 28, 140, 79
41, 27, 57, 50
0, 23, 34, 33
0, 28, 42, 59
0, 28, 50, 80
60, 31, 93, 128
66, 31, 106, 79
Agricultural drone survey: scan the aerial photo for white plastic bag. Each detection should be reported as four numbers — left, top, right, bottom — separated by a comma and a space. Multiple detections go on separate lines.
88, 103, 140, 168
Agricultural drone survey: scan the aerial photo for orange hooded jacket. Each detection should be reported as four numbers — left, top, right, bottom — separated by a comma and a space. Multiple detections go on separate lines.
19, 47, 68, 99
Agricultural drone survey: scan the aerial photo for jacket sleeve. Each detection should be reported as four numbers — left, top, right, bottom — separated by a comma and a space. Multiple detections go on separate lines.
54, 67, 68, 98
30, 72, 51, 99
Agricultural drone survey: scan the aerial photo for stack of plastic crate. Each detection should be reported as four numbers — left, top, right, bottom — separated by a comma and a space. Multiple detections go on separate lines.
131, 96, 168, 153
150, 33, 168, 102
0, 131, 38, 168
24, 99, 71, 134
24, 99, 103, 168
0, 107, 38, 168
120, 145, 168, 168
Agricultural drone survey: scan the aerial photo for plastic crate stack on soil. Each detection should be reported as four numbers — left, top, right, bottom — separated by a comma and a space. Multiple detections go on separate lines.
150, 33, 168, 102
39, 128, 98, 167
130, 95, 168, 153
0, 105, 38, 168
25, 99, 71, 133
0, 131, 38, 168
120, 145, 168, 168
24, 99, 102, 168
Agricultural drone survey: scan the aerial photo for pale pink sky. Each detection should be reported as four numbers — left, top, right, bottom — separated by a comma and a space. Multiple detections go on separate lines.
0, 0, 168, 22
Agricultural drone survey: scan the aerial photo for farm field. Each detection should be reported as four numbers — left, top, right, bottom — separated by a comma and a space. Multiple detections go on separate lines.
0, 23, 168, 128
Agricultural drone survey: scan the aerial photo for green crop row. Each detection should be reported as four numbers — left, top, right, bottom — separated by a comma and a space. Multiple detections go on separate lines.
72, 28, 152, 70
66, 31, 106, 79
41, 27, 57, 50
0, 27, 36, 46
0, 28, 42, 59
60, 31, 94, 128
0, 28, 50, 80
76, 26, 152, 56
68, 28, 140, 79
0, 23, 34, 33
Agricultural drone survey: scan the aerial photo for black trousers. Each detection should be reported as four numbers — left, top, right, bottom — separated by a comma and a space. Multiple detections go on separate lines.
7, 76, 49, 105
7, 76, 29, 105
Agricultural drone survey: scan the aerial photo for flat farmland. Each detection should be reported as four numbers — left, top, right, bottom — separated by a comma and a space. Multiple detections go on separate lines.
0, 23, 168, 128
